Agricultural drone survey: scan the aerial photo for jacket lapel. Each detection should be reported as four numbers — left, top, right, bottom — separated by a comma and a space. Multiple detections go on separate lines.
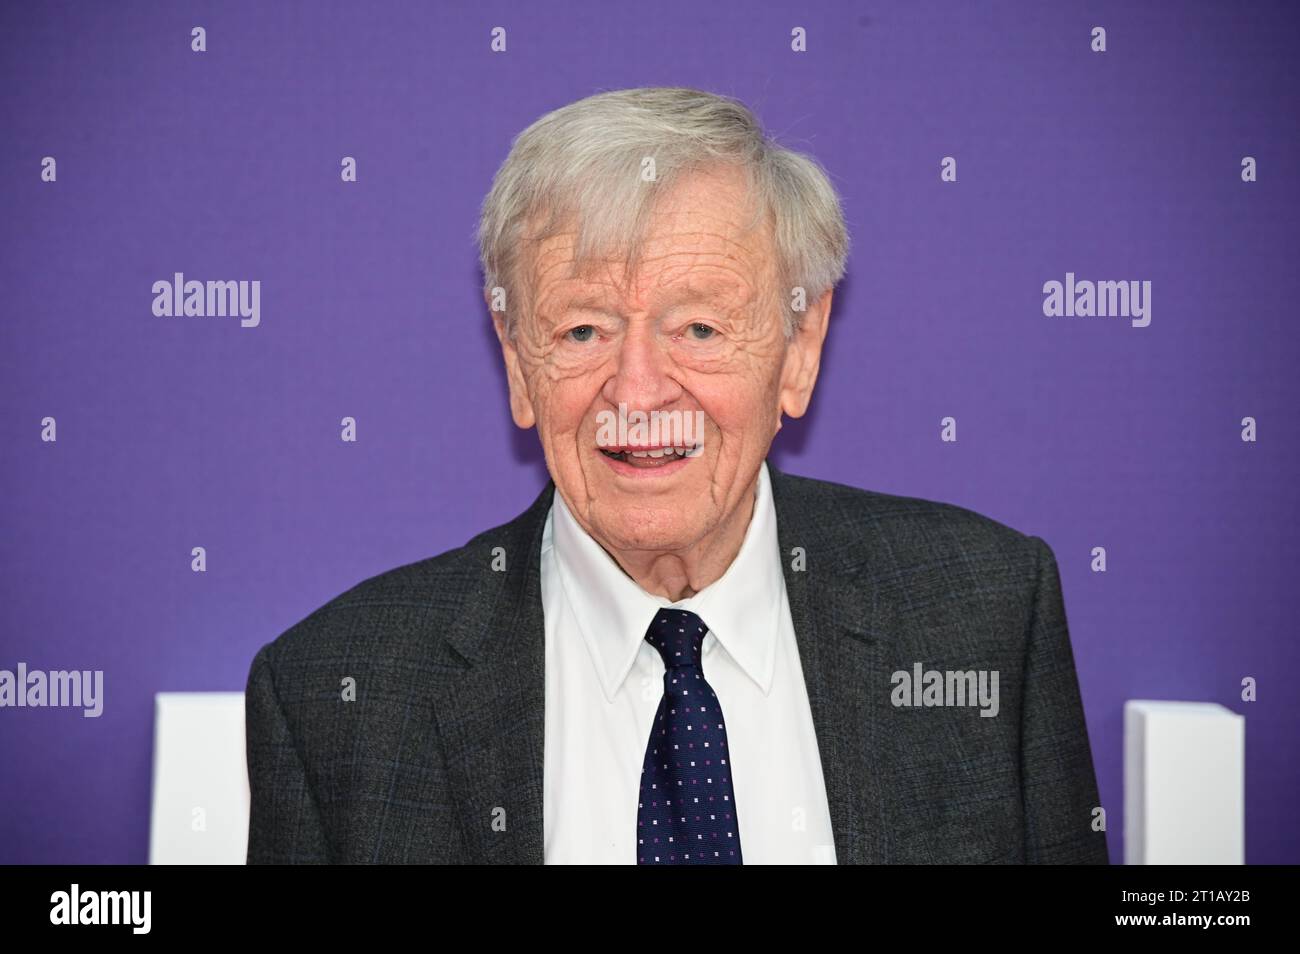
769, 463, 898, 865
433, 480, 555, 864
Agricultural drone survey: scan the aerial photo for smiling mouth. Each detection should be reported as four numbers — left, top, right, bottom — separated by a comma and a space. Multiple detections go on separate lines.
598, 444, 701, 465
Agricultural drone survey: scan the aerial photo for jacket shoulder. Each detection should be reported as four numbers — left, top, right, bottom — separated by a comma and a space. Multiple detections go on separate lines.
251, 493, 548, 673
770, 469, 1046, 571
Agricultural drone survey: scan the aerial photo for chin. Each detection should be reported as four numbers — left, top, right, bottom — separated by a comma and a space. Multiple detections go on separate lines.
597, 510, 708, 555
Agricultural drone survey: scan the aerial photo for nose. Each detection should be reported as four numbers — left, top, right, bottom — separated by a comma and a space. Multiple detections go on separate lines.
601, 322, 682, 414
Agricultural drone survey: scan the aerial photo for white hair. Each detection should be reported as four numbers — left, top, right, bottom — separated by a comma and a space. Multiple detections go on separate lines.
477, 87, 849, 337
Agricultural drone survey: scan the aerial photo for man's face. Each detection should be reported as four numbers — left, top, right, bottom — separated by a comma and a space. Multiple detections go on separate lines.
494, 164, 829, 560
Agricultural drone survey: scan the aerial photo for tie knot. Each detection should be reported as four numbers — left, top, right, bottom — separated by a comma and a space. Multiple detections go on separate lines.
644, 608, 709, 670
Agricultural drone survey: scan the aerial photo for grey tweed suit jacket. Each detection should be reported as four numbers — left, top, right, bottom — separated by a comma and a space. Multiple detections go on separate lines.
245, 463, 1108, 864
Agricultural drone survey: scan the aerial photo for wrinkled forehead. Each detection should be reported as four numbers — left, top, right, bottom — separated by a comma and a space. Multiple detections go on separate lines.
519, 166, 777, 313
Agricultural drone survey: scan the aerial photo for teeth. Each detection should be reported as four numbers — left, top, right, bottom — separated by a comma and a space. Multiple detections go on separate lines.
629, 447, 686, 458
604, 446, 700, 460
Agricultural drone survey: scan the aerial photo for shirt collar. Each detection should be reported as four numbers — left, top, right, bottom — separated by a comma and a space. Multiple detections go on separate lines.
550, 461, 783, 702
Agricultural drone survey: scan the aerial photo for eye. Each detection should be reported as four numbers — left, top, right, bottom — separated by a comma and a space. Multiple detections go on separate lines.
688, 322, 716, 340
567, 325, 596, 343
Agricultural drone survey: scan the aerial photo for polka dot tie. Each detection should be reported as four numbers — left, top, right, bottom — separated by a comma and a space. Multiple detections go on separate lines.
636, 608, 743, 864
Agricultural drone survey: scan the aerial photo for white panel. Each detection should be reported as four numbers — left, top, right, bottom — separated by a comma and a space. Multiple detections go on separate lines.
148, 692, 250, 865
1124, 700, 1244, 865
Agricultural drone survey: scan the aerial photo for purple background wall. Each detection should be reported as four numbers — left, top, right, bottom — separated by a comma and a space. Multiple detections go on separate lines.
2, 0, 1296, 864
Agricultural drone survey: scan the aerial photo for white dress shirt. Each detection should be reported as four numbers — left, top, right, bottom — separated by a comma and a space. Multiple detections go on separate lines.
540, 461, 838, 864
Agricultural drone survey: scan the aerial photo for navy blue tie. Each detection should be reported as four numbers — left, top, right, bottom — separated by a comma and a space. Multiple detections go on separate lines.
636, 608, 743, 864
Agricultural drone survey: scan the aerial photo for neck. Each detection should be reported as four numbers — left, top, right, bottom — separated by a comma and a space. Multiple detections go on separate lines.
604, 477, 759, 602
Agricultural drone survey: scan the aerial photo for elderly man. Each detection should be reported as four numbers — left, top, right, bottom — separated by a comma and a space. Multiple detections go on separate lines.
245, 87, 1107, 865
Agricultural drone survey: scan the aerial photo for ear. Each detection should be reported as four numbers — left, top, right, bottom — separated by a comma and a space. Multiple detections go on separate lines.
778, 288, 833, 421
489, 298, 537, 429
